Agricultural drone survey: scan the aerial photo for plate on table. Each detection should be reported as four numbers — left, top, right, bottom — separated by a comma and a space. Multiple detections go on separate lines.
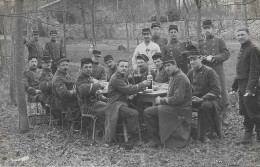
143, 89, 153, 93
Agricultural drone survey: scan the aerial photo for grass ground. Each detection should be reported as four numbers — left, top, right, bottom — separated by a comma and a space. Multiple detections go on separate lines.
1, 39, 260, 166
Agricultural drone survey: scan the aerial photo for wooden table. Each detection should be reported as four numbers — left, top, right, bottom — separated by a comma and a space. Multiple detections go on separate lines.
136, 89, 168, 105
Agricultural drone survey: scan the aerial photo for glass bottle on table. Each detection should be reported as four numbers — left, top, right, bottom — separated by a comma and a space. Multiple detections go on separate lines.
147, 68, 153, 90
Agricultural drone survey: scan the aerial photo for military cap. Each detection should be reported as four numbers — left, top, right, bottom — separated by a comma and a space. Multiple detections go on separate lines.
187, 49, 201, 59
142, 28, 151, 34
50, 30, 57, 35
168, 25, 178, 32
92, 50, 101, 56
202, 20, 213, 28
136, 54, 149, 62
104, 54, 113, 62
57, 57, 69, 65
162, 56, 176, 65
151, 22, 161, 29
42, 56, 51, 63
152, 53, 162, 60
32, 29, 39, 35
81, 58, 93, 67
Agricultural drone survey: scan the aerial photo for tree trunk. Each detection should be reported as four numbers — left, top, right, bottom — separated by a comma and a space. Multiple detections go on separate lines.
15, 0, 29, 133
243, 0, 248, 27
80, 0, 87, 39
91, 0, 96, 49
195, 0, 202, 42
63, 0, 67, 57
125, 22, 129, 52
155, 0, 160, 22
10, 8, 16, 106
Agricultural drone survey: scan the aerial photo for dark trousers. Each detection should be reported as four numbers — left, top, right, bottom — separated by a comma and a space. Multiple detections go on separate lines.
144, 106, 160, 139
198, 101, 214, 136
238, 79, 260, 135
118, 105, 139, 133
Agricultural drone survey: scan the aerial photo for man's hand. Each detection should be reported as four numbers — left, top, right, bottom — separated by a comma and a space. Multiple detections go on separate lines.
192, 96, 204, 104
142, 80, 151, 87
155, 96, 161, 105
69, 89, 76, 95
35, 90, 41, 94
244, 90, 255, 96
206, 55, 214, 62
93, 78, 99, 83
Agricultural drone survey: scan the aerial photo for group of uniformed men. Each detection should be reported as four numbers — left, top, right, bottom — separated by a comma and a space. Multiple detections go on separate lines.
23, 20, 260, 149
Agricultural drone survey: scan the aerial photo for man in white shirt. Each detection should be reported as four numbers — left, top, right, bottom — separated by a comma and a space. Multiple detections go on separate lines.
132, 28, 161, 70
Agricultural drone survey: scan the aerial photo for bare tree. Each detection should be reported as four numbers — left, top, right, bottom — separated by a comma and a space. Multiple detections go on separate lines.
80, 0, 88, 38
195, 0, 202, 42
154, 0, 160, 22
14, 0, 29, 133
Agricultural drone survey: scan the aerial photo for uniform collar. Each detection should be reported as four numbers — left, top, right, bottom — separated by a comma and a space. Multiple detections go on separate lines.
93, 61, 99, 65
56, 69, 67, 76
241, 40, 252, 48
206, 34, 214, 39
194, 64, 204, 72
140, 66, 148, 74
171, 69, 180, 77
115, 71, 125, 79
170, 39, 179, 44
42, 67, 52, 73
152, 35, 160, 41
29, 67, 37, 72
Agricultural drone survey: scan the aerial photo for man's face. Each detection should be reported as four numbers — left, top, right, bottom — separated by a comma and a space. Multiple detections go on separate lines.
50, 34, 57, 41
189, 57, 201, 69
93, 55, 101, 62
137, 59, 147, 70
202, 26, 213, 37
105, 60, 116, 69
81, 63, 93, 75
117, 61, 128, 75
58, 61, 69, 72
33, 34, 39, 41
42, 61, 51, 69
164, 62, 178, 75
29, 58, 38, 69
152, 27, 161, 37
153, 58, 163, 69
143, 32, 151, 43
169, 29, 179, 41
236, 30, 250, 44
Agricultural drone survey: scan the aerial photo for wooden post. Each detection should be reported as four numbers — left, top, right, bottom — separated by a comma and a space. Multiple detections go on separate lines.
91, 0, 96, 49
243, 0, 248, 27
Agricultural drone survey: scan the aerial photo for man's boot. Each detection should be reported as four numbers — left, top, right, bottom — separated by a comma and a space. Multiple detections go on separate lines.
251, 132, 260, 150
236, 129, 254, 145
200, 132, 210, 143
143, 135, 160, 148
222, 112, 229, 126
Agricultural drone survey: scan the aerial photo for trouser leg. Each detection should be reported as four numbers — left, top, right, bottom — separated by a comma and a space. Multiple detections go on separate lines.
144, 106, 159, 139
118, 105, 139, 133
199, 101, 214, 141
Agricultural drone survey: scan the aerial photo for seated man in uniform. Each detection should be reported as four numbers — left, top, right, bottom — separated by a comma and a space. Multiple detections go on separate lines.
91, 50, 107, 81
52, 57, 80, 123
143, 56, 192, 148
23, 56, 46, 109
38, 51, 53, 114
152, 53, 169, 83
129, 54, 156, 84
186, 49, 223, 143
104, 60, 150, 144
76, 58, 107, 121
104, 54, 117, 82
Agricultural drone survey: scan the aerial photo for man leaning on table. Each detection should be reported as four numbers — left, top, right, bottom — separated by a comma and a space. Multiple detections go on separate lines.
104, 60, 151, 144
143, 56, 192, 148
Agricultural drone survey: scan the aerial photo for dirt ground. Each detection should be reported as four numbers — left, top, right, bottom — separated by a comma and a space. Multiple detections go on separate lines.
1, 40, 260, 166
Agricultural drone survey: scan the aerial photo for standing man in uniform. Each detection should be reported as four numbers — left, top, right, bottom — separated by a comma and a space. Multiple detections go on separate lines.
198, 20, 230, 125
104, 54, 117, 82
24, 29, 43, 68
232, 27, 260, 148
38, 51, 53, 114
91, 50, 107, 81
162, 25, 195, 74
45, 30, 64, 74
152, 53, 169, 83
151, 22, 168, 50
143, 56, 192, 148
105, 60, 150, 143
132, 28, 161, 70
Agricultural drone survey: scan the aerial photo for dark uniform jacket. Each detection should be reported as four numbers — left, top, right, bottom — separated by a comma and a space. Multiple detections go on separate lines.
91, 62, 107, 80
104, 71, 147, 142
23, 68, 40, 96
198, 35, 230, 105
25, 40, 43, 68
152, 36, 168, 50
52, 69, 79, 120
38, 68, 53, 105
45, 41, 63, 62
155, 66, 169, 83
162, 40, 193, 74
187, 65, 224, 138
106, 65, 117, 82
157, 69, 192, 148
